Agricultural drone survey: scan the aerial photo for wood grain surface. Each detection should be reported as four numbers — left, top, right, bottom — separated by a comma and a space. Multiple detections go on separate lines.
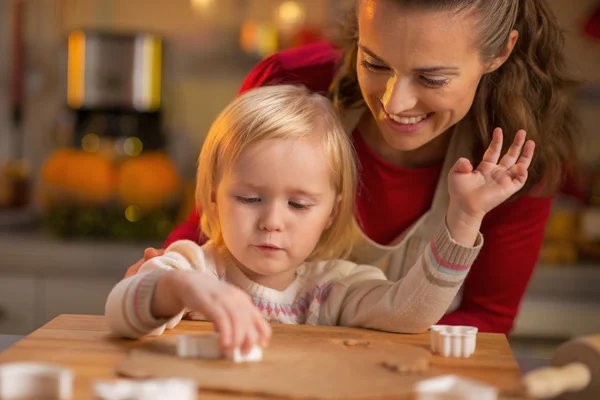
0, 315, 530, 399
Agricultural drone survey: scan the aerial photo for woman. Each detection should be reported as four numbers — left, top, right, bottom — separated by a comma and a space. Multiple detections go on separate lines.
126, 0, 579, 335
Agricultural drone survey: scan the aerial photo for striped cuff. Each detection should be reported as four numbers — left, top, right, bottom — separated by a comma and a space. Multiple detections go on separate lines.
422, 223, 483, 287
125, 270, 170, 333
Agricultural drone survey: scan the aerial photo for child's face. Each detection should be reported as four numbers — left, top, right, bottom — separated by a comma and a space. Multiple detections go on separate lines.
215, 135, 338, 289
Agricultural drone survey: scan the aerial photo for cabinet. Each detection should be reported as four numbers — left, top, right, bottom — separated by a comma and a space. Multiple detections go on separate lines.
0, 277, 38, 335
41, 277, 117, 327
0, 230, 149, 335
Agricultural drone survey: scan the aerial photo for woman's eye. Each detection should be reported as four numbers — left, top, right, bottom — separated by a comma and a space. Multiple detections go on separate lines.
288, 201, 308, 210
237, 196, 260, 204
420, 76, 449, 87
360, 60, 390, 72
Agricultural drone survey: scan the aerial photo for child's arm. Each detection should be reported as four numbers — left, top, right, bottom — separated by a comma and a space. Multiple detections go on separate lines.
105, 241, 271, 352
105, 240, 206, 338
325, 222, 482, 333
325, 128, 533, 333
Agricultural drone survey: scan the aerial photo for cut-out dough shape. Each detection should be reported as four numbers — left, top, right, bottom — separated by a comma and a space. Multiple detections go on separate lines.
176, 333, 263, 363
381, 359, 428, 375
93, 378, 197, 400
0, 362, 73, 400
342, 339, 370, 348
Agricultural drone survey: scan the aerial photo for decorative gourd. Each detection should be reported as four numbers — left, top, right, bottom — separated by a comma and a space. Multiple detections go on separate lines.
40, 148, 115, 205
116, 151, 182, 210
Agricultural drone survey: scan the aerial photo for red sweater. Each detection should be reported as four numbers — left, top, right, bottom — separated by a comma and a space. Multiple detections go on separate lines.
165, 42, 553, 335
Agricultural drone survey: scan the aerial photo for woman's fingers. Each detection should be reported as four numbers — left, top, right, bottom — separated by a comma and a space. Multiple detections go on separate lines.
482, 127, 504, 164
499, 129, 527, 168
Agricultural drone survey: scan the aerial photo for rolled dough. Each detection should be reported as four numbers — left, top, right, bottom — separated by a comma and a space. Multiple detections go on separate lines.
115, 332, 434, 399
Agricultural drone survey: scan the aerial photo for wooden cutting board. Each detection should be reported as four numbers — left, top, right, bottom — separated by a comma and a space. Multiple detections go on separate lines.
0, 315, 528, 399
116, 333, 432, 399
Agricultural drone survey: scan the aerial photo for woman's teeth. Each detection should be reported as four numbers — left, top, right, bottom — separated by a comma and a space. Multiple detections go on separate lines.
389, 113, 428, 124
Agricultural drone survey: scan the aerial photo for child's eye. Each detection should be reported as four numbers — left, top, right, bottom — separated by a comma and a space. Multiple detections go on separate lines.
360, 60, 390, 72
288, 201, 307, 210
237, 196, 260, 204
420, 76, 449, 88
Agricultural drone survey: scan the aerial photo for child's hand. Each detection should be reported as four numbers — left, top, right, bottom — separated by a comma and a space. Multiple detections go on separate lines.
157, 270, 272, 354
448, 128, 534, 223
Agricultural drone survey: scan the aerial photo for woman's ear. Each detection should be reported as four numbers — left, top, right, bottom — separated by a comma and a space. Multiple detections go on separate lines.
325, 195, 342, 230
485, 30, 519, 73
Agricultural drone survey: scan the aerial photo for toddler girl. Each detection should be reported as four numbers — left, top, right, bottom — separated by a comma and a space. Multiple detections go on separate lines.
106, 84, 534, 355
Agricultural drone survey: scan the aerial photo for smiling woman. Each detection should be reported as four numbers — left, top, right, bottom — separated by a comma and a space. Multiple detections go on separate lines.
125, 0, 581, 336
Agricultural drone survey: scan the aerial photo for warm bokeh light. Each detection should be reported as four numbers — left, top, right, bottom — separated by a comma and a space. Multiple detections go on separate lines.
123, 137, 143, 157
124, 205, 142, 222
277, 1, 305, 28
191, 0, 215, 14
81, 133, 100, 153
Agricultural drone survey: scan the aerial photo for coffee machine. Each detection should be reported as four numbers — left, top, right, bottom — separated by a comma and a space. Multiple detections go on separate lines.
63, 29, 166, 154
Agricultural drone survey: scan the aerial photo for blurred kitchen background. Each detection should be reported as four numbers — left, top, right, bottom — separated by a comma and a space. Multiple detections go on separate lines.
0, 0, 598, 368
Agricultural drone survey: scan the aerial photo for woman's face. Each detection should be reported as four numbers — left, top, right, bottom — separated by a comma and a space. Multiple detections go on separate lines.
356, 0, 495, 163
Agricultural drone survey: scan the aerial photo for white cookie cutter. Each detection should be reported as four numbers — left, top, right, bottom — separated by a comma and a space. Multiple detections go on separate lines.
93, 378, 197, 400
176, 333, 263, 363
414, 375, 498, 400
430, 325, 478, 358
0, 362, 73, 399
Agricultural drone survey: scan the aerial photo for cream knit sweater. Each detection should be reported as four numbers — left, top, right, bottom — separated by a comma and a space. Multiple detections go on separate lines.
105, 222, 482, 338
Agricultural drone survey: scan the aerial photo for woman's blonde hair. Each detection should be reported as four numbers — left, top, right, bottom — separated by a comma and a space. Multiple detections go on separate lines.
196, 84, 357, 261
330, 0, 580, 196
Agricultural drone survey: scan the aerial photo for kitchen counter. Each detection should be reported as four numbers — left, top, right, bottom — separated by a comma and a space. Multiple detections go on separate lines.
0, 314, 531, 399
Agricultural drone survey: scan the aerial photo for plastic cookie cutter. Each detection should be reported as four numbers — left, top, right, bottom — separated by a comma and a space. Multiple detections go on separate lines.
430, 325, 478, 358
0, 362, 73, 400
93, 378, 197, 400
176, 333, 263, 363
414, 375, 498, 400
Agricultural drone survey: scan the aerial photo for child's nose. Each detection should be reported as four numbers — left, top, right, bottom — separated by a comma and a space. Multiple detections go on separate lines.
259, 204, 284, 232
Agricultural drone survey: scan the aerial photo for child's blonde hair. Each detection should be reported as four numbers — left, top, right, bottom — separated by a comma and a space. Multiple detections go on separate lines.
196, 84, 357, 261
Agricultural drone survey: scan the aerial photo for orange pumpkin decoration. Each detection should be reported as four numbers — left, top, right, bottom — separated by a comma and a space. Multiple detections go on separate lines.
40, 148, 115, 205
116, 151, 181, 210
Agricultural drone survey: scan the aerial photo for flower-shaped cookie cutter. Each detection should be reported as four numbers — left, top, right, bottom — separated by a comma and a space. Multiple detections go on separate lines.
430, 325, 478, 358
414, 374, 498, 400
94, 378, 197, 400
0, 362, 73, 399
176, 333, 263, 363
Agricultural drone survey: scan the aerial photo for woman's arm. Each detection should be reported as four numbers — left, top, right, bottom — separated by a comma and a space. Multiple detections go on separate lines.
438, 194, 553, 334
164, 207, 203, 247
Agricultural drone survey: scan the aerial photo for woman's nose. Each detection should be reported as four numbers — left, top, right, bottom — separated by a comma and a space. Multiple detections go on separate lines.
381, 75, 418, 115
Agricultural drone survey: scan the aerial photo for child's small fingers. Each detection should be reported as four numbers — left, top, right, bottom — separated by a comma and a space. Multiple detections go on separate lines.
498, 129, 526, 168
516, 140, 535, 169
514, 164, 529, 184
209, 307, 233, 349
241, 327, 258, 354
451, 157, 473, 174
482, 127, 504, 164
255, 316, 272, 347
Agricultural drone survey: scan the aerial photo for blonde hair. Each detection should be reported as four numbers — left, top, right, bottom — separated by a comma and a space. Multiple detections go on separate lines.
196, 84, 357, 261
